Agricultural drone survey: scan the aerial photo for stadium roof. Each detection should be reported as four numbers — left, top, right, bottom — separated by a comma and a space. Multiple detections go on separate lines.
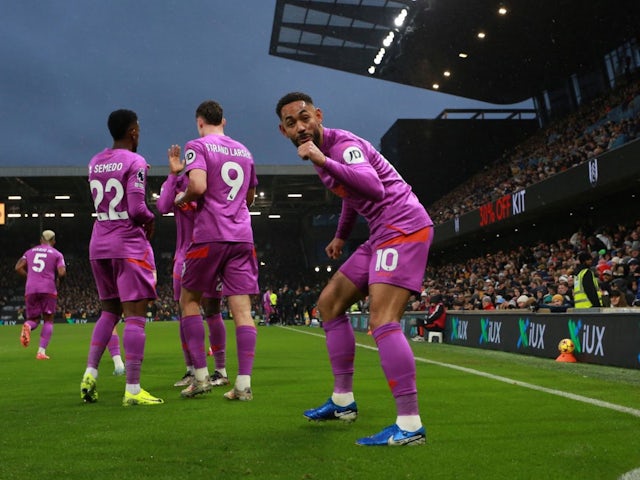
270, 0, 640, 104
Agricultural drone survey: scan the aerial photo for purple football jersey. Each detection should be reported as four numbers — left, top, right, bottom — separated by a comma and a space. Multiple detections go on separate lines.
21, 245, 65, 295
317, 127, 432, 242
183, 134, 258, 243
88, 148, 154, 259
157, 173, 196, 259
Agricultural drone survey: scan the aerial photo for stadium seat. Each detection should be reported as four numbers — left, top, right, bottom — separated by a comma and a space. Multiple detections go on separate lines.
427, 331, 443, 343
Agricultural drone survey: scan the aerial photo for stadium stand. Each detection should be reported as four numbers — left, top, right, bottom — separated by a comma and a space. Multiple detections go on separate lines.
427, 80, 640, 224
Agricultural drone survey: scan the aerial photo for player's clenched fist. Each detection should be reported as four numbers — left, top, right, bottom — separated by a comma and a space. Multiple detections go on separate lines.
297, 140, 326, 167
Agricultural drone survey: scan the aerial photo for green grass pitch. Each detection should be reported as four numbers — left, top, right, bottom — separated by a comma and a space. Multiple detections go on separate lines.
1, 321, 639, 480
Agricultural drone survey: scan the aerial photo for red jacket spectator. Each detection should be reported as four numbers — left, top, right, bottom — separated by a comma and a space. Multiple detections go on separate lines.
424, 295, 447, 332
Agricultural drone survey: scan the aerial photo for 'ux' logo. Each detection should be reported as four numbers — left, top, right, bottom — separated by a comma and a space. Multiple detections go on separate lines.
568, 319, 605, 356
450, 317, 468, 341
479, 318, 501, 344
517, 318, 546, 349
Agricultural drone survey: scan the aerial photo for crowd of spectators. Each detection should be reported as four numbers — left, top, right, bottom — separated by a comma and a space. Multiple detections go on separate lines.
257, 219, 640, 323
427, 78, 640, 224
3, 220, 639, 323
413, 220, 640, 313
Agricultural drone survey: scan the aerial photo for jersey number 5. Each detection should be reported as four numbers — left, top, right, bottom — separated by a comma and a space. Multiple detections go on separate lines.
32, 252, 48, 272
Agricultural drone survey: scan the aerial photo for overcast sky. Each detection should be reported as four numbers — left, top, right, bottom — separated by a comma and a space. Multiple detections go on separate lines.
1, 1, 530, 170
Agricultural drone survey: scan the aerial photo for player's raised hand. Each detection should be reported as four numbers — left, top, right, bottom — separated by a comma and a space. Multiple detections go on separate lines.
298, 140, 326, 167
167, 144, 185, 174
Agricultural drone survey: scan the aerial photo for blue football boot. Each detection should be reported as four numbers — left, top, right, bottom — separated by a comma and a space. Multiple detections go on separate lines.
356, 424, 426, 446
303, 397, 358, 422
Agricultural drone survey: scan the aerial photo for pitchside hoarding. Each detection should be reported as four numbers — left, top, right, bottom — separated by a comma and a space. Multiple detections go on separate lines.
443, 310, 640, 369
349, 310, 640, 369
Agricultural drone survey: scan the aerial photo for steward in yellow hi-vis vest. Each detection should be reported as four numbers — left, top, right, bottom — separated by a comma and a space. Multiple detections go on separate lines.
573, 252, 602, 308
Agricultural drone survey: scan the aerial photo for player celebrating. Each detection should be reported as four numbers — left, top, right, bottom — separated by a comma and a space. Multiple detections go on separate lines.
276, 92, 433, 446
172, 100, 259, 401
15, 230, 66, 359
80, 109, 163, 406
156, 148, 229, 389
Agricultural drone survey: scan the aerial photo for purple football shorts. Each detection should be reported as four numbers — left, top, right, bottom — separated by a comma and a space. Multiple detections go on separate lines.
182, 241, 258, 296
339, 226, 433, 294
173, 256, 222, 301
91, 251, 157, 303
25, 293, 57, 319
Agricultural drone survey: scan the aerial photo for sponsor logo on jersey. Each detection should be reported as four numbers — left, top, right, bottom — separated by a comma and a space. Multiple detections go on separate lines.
185, 149, 197, 165
343, 146, 365, 164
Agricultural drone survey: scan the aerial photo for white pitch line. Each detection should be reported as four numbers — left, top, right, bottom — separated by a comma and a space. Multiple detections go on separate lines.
412, 354, 640, 419
282, 326, 640, 419
620, 468, 640, 480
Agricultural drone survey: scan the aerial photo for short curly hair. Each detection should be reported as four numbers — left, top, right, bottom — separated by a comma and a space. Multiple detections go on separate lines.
275, 92, 314, 118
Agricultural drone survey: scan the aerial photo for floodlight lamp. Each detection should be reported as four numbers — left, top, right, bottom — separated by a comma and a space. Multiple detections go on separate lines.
394, 9, 407, 27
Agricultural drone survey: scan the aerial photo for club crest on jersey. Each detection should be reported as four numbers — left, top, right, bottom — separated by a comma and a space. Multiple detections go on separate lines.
185, 149, 196, 165
343, 146, 365, 164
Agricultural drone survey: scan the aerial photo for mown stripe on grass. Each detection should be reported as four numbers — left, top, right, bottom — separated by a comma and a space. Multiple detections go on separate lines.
284, 327, 640, 419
